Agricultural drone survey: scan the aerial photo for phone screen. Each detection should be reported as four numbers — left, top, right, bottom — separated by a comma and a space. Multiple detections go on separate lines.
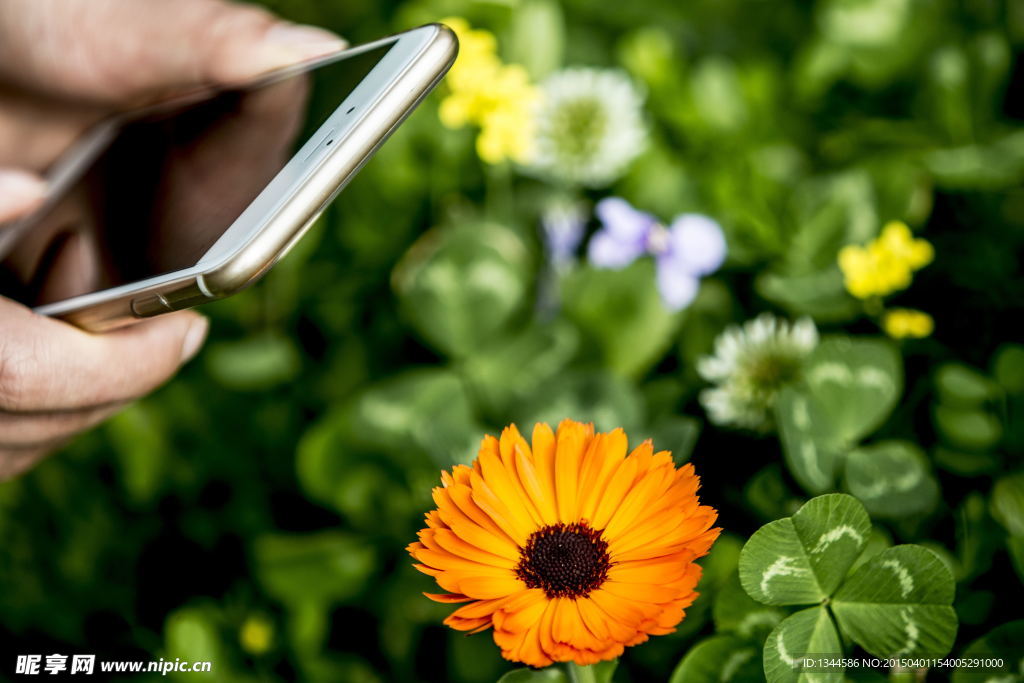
0, 42, 394, 307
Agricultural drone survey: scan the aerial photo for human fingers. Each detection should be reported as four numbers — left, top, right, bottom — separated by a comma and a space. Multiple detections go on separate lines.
0, 168, 46, 223
0, 297, 208, 413
0, 0, 346, 103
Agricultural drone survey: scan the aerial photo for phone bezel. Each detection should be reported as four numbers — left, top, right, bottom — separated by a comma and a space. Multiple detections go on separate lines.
29, 23, 456, 330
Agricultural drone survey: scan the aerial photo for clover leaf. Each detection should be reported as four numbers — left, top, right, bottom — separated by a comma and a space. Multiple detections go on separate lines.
832, 545, 957, 658
669, 634, 763, 683
739, 494, 958, 682
843, 441, 940, 519
776, 337, 903, 494
762, 606, 843, 683
774, 338, 938, 523
739, 493, 871, 605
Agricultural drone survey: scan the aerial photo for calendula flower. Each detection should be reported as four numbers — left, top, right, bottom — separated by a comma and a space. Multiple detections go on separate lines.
527, 68, 646, 187
588, 197, 726, 311
698, 314, 818, 431
439, 18, 539, 164
882, 308, 934, 339
838, 221, 933, 299
408, 420, 720, 667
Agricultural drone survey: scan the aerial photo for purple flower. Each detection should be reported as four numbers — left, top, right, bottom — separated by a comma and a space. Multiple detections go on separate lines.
541, 201, 587, 267
587, 197, 726, 311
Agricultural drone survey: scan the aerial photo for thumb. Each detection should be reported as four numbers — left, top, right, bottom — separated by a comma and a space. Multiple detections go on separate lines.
0, 297, 209, 412
0, 168, 46, 224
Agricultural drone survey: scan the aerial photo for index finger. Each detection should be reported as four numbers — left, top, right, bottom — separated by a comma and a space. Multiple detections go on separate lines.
0, 0, 345, 103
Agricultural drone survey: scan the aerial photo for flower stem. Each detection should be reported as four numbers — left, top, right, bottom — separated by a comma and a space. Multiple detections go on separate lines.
567, 662, 598, 683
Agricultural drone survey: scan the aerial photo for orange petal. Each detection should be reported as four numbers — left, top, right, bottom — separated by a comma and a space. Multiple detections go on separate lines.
554, 422, 585, 523
424, 592, 473, 603
607, 556, 691, 585
457, 574, 525, 600
591, 455, 639, 530
493, 590, 548, 633
412, 548, 515, 577
578, 431, 629, 522
478, 438, 544, 529
470, 470, 534, 545
602, 579, 684, 604
603, 462, 676, 540
433, 528, 516, 569
514, 445, 559, 526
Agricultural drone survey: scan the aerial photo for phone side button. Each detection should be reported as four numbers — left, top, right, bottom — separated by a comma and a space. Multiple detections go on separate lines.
131, 293, 171, 317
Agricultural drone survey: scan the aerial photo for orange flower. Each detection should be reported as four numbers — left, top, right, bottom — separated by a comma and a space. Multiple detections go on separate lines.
407, 419, 720, 667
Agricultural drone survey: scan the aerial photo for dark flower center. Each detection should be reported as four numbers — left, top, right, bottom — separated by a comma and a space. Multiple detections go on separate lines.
515, 521, 611, 599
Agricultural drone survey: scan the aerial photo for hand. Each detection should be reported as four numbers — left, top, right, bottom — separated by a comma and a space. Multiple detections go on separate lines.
0, 0, 346, 479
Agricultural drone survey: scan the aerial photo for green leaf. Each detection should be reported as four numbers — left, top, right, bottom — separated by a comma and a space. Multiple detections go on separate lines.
164, 607, 223, 665
952, 620, 1024, 683
669, 634, 762, 683
506, 0, 564, 80
646, 415, 701, 466
762, 607, 843, 683
1009, 537, 1024, 587
935, 363, 1001, 408
497, 668, 569, 683
700, 533, 745, 593
843, 441, 939, 518
739, 494, 871, 605
925, 130, 1024, 190
572, 660, 617, 683
296, 410, 350, 507
460, 321, 579, 419
204, 333, 301, 391
991, 472, 1024, 537
393, 222, 532, 358
106, 404, 168, 504
934, 405, 1003, 451
801, 337, 903, 447
252, 532, 376, 607
756, 268, 860, 323
345, 369, 480, 467
832, 546, 957, 658
563, 261, 684, 379
516, 371, 644, 436
745, 465, 803, 523
776, 387, 845, 494
933, 447, 1001, 477
713, 572, 786, 641
994, 344, 1024, 394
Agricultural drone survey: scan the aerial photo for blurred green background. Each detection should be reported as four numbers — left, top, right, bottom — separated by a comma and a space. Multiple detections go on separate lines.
3, 0, 1023, 680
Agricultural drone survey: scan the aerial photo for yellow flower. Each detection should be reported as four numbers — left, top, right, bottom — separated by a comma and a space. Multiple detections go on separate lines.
882, 308, 934, 339
239, 615, 273, 655
408, 420, 720, 667
877, 221, 934, 270
438, 18, 540, 164
837, 221, 933, 299
441, 17, 501, 93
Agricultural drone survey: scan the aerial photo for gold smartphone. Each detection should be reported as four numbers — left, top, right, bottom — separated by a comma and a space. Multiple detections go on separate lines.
0, 24, 457, 331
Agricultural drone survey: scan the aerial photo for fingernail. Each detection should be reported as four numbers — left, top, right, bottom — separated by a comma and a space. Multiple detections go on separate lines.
264, 23, 348, 62
181, 316, 209, 363
0, 170, 46, 221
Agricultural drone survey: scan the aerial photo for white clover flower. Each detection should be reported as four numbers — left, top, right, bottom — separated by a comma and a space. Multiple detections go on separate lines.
698, 313, 819, 431
526, 68, 646, 188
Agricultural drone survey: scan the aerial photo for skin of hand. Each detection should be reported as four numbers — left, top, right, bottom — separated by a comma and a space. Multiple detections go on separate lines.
0, 0, 346, 479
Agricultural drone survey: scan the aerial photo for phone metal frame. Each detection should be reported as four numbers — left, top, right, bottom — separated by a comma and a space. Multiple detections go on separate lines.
29, 23, 457, 331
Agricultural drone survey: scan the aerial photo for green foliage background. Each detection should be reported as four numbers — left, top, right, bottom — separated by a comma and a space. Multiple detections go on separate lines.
2, 0, 1023, 680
